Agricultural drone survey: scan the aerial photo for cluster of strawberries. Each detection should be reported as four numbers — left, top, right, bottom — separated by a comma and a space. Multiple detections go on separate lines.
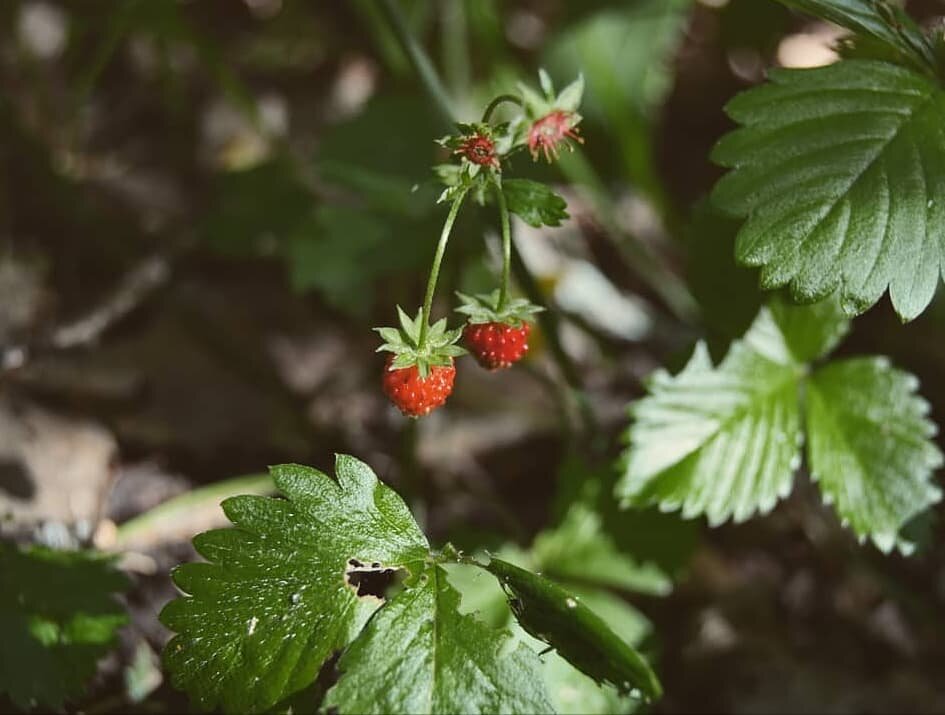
377, 71, 583, 417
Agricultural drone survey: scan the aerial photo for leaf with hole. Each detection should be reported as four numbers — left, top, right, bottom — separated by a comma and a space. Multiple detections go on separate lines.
160, 456, 429, 713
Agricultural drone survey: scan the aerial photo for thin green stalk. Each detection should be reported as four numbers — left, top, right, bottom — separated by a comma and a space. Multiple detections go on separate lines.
378, 0, 457, 125
481, 94, 522, 123
419, 189, 468, 346
114, 473, 272, 549
495, 182, 512, 311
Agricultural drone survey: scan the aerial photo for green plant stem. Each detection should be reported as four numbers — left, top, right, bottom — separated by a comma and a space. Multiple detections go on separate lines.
372, 0, 595, 438
114, 473, 273, 549
419, 189, 468, 346
495, 182, 512, 311
481, 94, 522, 123
378, 0, 456, 125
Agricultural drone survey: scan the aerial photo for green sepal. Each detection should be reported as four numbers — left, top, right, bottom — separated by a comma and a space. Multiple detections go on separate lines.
517, 70, 584, 119
375, 307, 467, 379
455, 290, 543, 327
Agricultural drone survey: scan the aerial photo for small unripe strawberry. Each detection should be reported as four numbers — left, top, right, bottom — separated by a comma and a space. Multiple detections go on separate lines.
464, 321, 531, 370
382, 355, 456, 417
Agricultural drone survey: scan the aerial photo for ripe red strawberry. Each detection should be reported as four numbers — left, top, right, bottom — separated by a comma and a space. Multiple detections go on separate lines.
382, 355, 456, 417
456, 290, 542, 371
375, 307, 466, 418
464, 321, 531, 370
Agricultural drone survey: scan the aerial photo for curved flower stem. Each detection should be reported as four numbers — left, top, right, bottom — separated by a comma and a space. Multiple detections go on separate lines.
419, 189, 469, 347
495, 182, 512, 312
481, 94, 522, 123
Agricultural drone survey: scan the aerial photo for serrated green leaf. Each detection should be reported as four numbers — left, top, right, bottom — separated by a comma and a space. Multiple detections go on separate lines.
776, 0, 933, 74
515, 586, 650, 715
485, 557, 662, 702
160, 456, 429, 713
0, 543, 128, 710
686, 202, 763, 352
806, 357, 943, 552
444, 558, 648, 715
503, 179, 569, 228
532, 502, 672, 597
287, 204, 429, 318
619, 308, 805, 524
325, 564, 554, 714
712, 59, 945, 321
769, 293, 850, 363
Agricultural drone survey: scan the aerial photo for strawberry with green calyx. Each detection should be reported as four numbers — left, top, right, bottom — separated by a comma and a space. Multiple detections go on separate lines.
376, 186, 469, 417
376, 307, 466, 417
515, 70, 585, 162
456, 290, 543, 370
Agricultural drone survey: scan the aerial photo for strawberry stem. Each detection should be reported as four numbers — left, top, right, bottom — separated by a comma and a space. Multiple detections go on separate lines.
496, 182, 512, 312
481, 94, 522, 123
419, 188, 469, 347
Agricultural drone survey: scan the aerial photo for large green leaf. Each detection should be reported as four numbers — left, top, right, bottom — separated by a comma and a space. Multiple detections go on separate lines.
324, 565, 554, 714
502, 178, 569, 228
712, 59, 945, 321
0, 543, 127, 710
775, 0, 933, 73
806, 357, 943, 552
618, 307, 805, 524
485, 557, 662, 702
619, 297, 942, 551
511, 587, 650, 715
160, 456, 429, 713
532, 501, 672, 597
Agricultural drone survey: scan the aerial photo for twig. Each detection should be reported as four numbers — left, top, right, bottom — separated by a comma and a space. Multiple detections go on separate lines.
1, 255, 170, 374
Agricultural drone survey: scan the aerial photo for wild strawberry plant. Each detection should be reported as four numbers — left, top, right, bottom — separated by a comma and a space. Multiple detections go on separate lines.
157, 1, 945, 700
6, 1, 945, 713
375, 71, 579, 416
160, 456, 661, 713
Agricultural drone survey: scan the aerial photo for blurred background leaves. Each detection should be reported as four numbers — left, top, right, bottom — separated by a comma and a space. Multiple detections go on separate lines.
1, 0, 945, 712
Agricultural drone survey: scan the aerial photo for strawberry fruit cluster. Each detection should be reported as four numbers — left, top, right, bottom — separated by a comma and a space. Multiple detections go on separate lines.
376, 71, 584, 417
